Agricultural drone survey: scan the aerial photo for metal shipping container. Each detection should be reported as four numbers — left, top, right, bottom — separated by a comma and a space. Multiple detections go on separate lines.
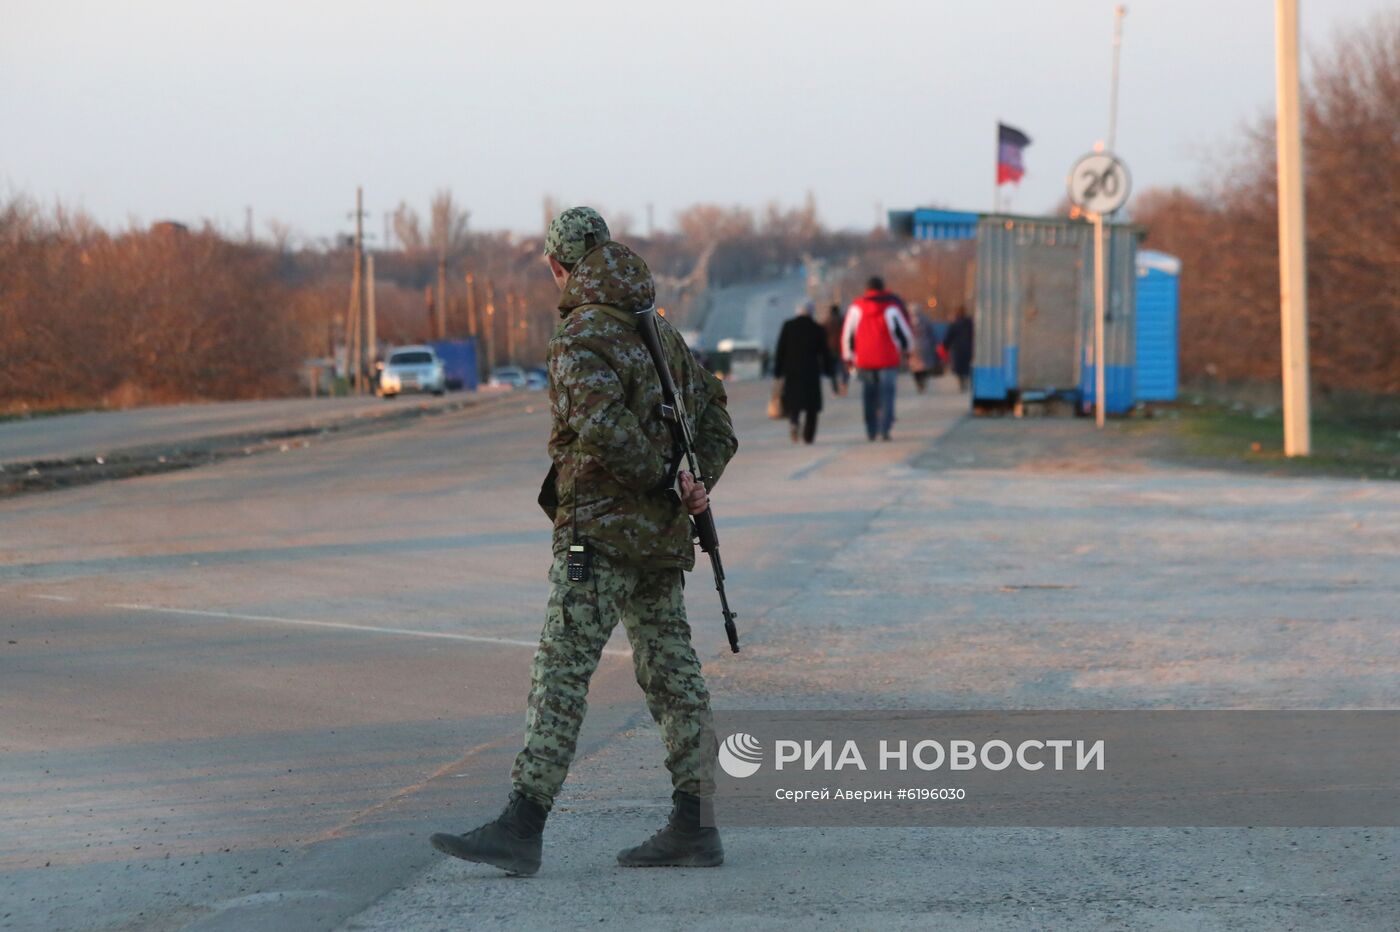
1134, 250, 1181, 402
428, 338, 480, 392
973, 215, 1139, 414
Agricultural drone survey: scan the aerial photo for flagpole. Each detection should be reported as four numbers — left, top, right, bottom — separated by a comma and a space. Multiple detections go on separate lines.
993, 120, 1001, 213
1107, 6, 1126, 153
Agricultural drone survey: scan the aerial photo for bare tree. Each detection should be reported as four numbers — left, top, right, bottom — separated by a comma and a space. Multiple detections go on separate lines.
1133, 11, 1399, 397
392, 202, 426, 254
264, 218, 297, 254
429, 188, 470, 261
674, 204, 756, 244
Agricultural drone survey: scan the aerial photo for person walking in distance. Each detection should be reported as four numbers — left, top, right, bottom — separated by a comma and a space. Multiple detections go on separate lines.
430, 208, 738, 875
942, 304, 974, 392
842, 276, 913, 441
823, 303, 848, 396
772, 300, 834, 444
908, 306, 941, 394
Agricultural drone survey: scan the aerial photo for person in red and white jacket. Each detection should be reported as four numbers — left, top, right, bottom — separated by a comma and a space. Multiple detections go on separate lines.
841, 276, 913, 441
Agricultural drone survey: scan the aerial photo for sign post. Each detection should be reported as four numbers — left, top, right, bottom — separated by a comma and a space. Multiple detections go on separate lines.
1068, 152, 1131, 427
1091, 211, 1107, 428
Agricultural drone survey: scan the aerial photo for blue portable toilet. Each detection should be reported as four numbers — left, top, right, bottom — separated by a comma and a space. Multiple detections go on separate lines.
1133, 251, 1180, 402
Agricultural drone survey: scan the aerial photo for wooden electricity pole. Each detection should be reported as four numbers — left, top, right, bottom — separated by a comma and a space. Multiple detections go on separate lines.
464, 272, 481, 383
347, 186, 367, 394
484, 278, 497, 372
506, 292, 518, 364
1274, 0, 1311, 456
366, 252, 378, 372
465, 272, 479, 338
436, 256, 448, 341
345, 271, 359, 393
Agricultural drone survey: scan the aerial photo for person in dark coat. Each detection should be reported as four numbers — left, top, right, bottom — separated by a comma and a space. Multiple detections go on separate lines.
773, 301, 834, 444
942, 304, 974, 392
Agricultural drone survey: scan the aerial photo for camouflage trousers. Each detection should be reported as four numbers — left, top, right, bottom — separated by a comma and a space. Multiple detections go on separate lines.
511, 551, 716, 811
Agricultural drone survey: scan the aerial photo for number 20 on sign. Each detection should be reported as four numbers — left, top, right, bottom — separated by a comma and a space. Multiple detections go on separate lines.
1068, 152, 1132, 215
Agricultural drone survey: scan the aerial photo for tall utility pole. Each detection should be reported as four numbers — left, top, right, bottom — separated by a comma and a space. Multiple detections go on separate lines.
366, 253, 378, 370
484, 278, 497, 372
354, 187, 367, 393
1274, 0, 1311, 456
1107, 5, 1127, 153
505, 292, 518, 364
347, 186, 367, 393
465, 272, 481, 384
345, 273, 359, 391
464, 272, 479, 338
436, 255, 449, 341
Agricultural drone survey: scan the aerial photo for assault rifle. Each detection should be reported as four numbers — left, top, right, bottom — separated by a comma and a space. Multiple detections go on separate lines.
635, 307, 740, 653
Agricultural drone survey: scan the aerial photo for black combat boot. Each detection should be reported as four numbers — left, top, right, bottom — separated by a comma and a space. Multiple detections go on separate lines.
616, 791, 724, 868
430, 791, 548, 876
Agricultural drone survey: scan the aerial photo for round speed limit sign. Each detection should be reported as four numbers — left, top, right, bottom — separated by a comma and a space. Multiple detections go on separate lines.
1068, 152, 1131, 214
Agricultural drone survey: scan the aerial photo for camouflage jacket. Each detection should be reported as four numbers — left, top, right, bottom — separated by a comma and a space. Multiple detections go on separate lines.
540, 240, 738, 570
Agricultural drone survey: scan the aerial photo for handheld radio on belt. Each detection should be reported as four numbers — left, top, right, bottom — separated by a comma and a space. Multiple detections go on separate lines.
634, 307, 740, 654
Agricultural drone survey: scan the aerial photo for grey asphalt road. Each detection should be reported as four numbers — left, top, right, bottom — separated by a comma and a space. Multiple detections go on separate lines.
0, 392, 485, 465
3, 373, 1397, 931
0, 390, 648, 931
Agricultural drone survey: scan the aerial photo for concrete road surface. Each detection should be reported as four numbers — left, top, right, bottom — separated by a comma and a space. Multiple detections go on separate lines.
2, 375, 1396, 931
0, 392, 483, 466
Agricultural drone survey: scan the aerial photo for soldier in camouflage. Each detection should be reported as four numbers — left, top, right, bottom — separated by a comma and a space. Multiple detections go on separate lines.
430, 207, 738, 876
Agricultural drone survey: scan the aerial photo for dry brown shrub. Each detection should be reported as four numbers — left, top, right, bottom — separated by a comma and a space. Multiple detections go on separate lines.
1134, 12, 1399, 397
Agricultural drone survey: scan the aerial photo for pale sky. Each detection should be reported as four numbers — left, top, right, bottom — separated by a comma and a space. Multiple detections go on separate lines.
2, 0, 1390, 240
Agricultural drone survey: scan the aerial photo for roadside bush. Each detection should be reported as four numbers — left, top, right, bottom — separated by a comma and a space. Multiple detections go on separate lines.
1134, 12, 1399, 397
0, 204, 302, 410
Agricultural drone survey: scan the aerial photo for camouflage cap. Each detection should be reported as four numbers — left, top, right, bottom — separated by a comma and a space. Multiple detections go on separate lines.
544, 207, 611, 266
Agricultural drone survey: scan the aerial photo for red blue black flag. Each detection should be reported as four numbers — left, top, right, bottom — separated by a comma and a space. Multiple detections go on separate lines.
996, 123, 1032, 185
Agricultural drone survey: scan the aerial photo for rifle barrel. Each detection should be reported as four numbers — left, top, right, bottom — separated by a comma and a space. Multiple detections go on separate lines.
635, 308, 741, 655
